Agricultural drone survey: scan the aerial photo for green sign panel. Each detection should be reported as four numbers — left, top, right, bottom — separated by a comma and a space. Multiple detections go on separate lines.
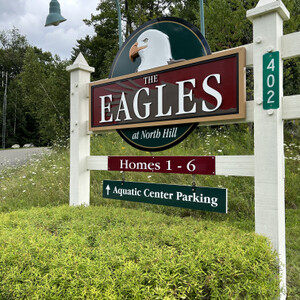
103, 180, 227, 213
117, 124, 196, 151
263, 51, 280, 110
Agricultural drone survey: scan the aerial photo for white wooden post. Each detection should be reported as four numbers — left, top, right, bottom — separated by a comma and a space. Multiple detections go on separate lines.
247, 1, 289, 298
66, 53, 94, 206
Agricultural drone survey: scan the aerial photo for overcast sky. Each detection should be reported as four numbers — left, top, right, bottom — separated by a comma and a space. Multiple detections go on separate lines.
0, 0, 99, 60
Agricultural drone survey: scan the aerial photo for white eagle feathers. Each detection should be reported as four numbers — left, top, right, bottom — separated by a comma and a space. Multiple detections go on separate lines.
129, 29, 173, 72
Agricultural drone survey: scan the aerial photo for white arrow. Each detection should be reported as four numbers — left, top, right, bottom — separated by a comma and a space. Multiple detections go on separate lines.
106, 184, 111, 195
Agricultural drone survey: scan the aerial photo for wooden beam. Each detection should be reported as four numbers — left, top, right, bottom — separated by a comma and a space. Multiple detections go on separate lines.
215, 155, 254, 177
282, 95, 300, 120
282, 32, 300, 60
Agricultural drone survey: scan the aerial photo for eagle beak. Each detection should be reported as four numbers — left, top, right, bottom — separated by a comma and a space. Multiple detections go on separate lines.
129, 42, 147, 62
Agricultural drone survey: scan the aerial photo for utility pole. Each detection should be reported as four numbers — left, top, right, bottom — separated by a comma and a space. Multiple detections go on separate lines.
2, 71, 8, 149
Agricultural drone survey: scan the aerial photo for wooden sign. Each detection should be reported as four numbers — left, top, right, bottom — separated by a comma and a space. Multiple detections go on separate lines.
109, 17, 211, 152
108, 156, 215, 175
103, 180, 228, 213
90, 48, 246, 132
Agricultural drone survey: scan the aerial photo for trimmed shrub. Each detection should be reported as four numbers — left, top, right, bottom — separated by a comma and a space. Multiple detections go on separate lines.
0, 205, 280, 299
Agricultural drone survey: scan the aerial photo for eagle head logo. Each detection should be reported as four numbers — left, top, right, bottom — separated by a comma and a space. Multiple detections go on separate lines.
129, 29, 182, 72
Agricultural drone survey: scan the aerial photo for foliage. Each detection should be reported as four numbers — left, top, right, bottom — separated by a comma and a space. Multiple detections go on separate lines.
171, 0, 258, 52
0, 149, 69, 213
0, 205, 280, 299
0, 124, 299, 296
0, 28, 28, 76
72, 0, 173, 80
19, 48, 70, 145
285, 209, 300, 299
0, 29, 70, 148
0, 28, 30, 148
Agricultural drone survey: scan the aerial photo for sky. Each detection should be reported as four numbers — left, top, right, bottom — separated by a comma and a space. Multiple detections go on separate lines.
0, 0, 100, 60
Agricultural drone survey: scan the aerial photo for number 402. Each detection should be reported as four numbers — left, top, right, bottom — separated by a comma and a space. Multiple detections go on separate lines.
263, 51, 279, 110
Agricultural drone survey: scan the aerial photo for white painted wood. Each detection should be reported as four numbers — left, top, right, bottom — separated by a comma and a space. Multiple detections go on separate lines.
244, 43, 253, 67
199, 100, 254, 126
86, 121, 93, 135
216, 43, 253, 67
87, 156, 108, 171
215, 156, 254, 177
247, 2, 288, 298
282, 32, 300, 60
282, 95, 300, 120
256, 0, 278, 7
247, 0, 290, 21
66, 53, 95, 206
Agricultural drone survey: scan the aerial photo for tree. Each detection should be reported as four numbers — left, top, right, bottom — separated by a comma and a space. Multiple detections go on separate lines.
1, 28, 70, 148
0, 28, 29, 148
19, 47, 70, 145
72, 0, 120, 80
283, 0, 300, 97
74, 0, 299, 99
72, 0, 174, 80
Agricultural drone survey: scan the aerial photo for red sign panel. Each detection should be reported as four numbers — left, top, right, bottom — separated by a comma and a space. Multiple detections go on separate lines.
90, 48, 246, 131
108, 156, 215, 175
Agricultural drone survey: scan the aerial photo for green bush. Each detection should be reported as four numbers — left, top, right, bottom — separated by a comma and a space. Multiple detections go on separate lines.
0, 205, 280, 299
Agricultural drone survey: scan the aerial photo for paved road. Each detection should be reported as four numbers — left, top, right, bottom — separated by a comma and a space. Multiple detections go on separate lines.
0, 147, 50, 171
